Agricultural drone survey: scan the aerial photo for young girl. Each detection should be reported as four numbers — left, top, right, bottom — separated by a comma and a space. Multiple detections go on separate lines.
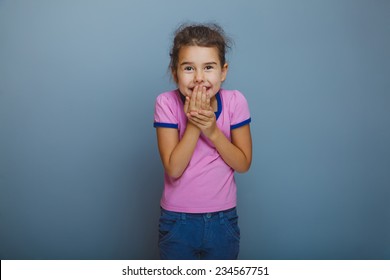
153, 23, 252, 260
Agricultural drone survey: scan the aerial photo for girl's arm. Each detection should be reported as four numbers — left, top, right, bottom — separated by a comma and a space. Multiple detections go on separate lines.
187, 89, 252, 173
189, 109, 252, 173
210, 124, 252, 173
156, 95, 201, 179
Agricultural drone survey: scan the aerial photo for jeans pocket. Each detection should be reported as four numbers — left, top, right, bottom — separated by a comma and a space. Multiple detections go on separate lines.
158, 211, 182, 243
223, 211, 240, 241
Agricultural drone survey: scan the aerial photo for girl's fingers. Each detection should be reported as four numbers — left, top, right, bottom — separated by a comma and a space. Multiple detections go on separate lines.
190, 85, 198, 111
205, 92, 210, 110
184, 96, 190, 113
195, 86, 203, 109
198, 109, 214, 118
188, 111, 214, 125
201, 87, 207, 109
189, 86, 211, 112
188, 116, 207, 127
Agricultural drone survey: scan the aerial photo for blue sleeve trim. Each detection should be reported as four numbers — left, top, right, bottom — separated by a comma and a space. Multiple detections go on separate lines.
154, 122, 178, 129
230, 118, 251, 130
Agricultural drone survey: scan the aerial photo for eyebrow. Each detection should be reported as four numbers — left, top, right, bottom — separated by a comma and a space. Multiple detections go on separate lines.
180, 61, 218, 66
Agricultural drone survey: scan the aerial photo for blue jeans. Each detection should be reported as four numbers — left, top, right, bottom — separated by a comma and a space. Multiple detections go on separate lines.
158, 207, 240, 260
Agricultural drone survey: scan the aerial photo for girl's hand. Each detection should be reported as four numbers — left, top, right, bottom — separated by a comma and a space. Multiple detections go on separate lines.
186, 86, 217, 138
188, 108, 217, 139
184, 85, 207, 114
189, 85, 211, 112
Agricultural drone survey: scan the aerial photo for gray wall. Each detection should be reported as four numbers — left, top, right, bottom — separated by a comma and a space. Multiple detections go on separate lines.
0, 0, 389, 260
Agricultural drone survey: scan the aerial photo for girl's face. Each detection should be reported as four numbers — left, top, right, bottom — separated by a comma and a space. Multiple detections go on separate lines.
173, 46, 228, 98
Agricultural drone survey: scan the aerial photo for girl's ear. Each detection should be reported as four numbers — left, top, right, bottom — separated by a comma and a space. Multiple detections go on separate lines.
221, 63, 229, 82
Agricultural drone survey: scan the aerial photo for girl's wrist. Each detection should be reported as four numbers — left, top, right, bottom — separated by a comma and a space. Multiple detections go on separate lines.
186, 121, 201, 134
208, 127, 222, 143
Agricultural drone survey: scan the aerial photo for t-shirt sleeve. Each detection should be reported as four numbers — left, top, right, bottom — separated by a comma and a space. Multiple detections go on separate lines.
230, 90, 251, 130
153, 94, 179, 129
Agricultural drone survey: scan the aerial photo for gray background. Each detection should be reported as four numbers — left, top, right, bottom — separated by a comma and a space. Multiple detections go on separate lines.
1, 0, 389, 259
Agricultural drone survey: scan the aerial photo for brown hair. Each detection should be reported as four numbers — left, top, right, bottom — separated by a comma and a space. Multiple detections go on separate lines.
169, 23, 232, 73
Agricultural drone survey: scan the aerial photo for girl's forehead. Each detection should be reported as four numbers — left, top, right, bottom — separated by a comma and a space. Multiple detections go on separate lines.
178, 46, 219, 62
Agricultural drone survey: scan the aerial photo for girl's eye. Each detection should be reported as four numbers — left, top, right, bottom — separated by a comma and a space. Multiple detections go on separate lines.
205, 65, 214, 70
184, 66, 194, 71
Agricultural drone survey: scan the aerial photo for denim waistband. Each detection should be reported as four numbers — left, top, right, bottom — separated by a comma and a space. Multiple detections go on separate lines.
160, 207, 236, 220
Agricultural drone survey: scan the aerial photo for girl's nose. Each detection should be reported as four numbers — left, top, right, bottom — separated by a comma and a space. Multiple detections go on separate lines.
194, 70, 204, 83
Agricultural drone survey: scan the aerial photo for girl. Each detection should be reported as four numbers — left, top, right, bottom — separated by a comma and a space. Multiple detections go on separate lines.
153, 23, 252, 260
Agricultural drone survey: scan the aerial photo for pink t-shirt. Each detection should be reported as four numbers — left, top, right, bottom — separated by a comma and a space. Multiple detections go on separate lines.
154, 89, 251, 213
